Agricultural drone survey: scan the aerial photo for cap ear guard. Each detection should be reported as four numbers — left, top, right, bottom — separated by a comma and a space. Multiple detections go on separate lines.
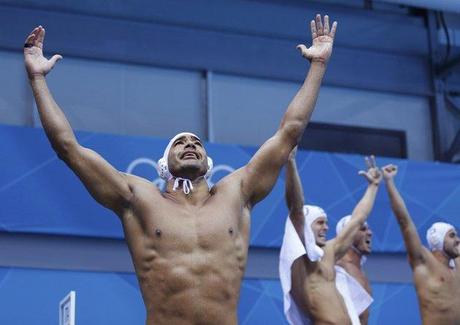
205, 157, 213, 179
157, 157, 171, 180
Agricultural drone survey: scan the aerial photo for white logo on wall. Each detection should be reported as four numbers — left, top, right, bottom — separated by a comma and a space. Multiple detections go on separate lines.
126, 158, 235, 189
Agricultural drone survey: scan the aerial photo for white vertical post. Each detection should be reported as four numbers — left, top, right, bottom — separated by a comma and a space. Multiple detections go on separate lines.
59, 291, 76, 325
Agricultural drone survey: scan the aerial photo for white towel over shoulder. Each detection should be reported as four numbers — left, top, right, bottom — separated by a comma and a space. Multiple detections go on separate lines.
279, 217, 373, 325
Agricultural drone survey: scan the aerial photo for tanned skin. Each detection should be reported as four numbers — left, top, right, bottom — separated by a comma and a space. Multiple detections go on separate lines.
286, 150, 381, 325
335, 223, 373, 324
382, 164, 460, 325
24, 14, 336, 325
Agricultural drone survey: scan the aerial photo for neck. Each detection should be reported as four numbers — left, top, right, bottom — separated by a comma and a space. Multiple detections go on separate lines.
432, 250, 453, 268
165, 177, 210, 205
340, 246, 364, 269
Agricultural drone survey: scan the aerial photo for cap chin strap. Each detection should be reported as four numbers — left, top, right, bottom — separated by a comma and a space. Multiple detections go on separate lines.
173, 177, 193, 195
441, 250, 456, 269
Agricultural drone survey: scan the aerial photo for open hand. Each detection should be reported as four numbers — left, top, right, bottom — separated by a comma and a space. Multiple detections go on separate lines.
24, 26, 62, 79
382, 164, 398, 180
358, 155, 382, 185
297, 14, 337, 64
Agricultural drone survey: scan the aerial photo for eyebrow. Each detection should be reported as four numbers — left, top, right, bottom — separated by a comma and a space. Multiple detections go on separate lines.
172, 137, 185, 145
173, 135, 201, 145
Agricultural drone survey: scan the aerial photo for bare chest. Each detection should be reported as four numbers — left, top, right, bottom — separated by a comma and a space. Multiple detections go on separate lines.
416, 270, 460, 308
126, 192, 250, 256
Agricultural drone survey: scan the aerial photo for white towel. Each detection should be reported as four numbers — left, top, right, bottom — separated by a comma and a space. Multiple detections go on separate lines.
279, 217, 373, 325
335, 266, 373, 325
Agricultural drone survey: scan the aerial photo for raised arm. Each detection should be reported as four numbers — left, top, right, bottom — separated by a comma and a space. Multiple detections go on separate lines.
333, 156, 381, 260
24, 26, 133, 215
241, 14, 337, 206
285, 147, 306, 241
382, 164, 426, 268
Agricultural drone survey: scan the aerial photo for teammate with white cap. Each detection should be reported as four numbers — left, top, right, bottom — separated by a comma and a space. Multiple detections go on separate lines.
279, 149, 380, 325
382, 164, 460, 325
335, 215, 373, 324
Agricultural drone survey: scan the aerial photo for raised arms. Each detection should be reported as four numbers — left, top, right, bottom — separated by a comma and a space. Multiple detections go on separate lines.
285, 147, 306, 241
333, 156, 382, 260
382, 164, 426, 268
241, 15, 337, 207
24, 26, 133, 215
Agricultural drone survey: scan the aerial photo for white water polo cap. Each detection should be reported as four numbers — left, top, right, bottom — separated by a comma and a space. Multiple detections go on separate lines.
426, 222, 454, 252
303, 205, 328, 262
427, 222, 456, 268
157, 132, 213, 194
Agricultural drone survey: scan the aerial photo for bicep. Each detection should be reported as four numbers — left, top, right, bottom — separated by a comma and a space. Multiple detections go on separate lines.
63, 145, 133, 213
242, 130, 294, 205
400, 225, 427, 267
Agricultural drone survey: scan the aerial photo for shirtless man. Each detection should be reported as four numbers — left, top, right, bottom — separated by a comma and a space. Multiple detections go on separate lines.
23, 14, 337, 325
280, 151, 380, 325
382, 164, 460, 325
335, 216, 373, 324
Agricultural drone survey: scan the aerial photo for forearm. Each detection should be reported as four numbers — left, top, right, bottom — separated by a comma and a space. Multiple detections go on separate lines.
286, 157, 305, 216
333, 184, 377, 258
279, 62, 326, 145
30, 75, 78, 155
351, 184, 378, 224
385, 178, 424, 265
384, 179, 412, 228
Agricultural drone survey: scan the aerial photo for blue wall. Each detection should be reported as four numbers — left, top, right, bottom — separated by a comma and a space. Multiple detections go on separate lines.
0, 267, 421, 325
2, 125, 459, 251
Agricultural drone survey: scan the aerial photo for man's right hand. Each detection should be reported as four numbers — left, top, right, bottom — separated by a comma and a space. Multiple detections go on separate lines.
297, 14, 337, 65
24, 26, 62, 79
382, 164, 398, 181
358, 155, 382, 186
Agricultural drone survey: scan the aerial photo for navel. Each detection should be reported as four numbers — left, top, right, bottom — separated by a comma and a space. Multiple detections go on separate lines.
228, 227, 234, 236
155, 228, 162, 237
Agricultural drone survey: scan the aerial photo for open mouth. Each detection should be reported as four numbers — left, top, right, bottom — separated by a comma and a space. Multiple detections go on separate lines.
181, 151, 199, 160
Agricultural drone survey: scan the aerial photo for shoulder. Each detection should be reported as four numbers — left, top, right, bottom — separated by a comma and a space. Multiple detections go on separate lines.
212, 167, 246, 193
121, 173, 162, 198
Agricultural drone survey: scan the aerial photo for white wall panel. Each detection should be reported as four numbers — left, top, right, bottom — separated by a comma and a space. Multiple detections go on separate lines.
210, 73, 433, 160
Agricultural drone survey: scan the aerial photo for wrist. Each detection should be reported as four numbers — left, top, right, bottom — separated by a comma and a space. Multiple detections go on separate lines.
310, 59, 328, 68
28, 72, 46, 82
383, 177, 394, 184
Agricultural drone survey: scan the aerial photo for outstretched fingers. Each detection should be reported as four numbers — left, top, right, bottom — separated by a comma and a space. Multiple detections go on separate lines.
310, 19, 317, 39
49, 54, 63, 66
24, 27, 40, 47
330, 21, 338, 38
369, 155, 377, 168
323, 15, 330, 34
364, 156, 372, 170
36, 26, 45, 49
315, 14, 324, 36
24, 33, 35, 47
296, 44, 308, 58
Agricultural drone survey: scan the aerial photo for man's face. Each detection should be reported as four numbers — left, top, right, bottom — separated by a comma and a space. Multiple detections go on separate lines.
312, 216, 328, 247
352, 223, 373, 255
443, 228, 460, 259
167, 135, 208, 180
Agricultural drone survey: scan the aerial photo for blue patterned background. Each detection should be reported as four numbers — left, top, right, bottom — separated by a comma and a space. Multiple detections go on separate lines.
0, 125, 456, 324
0, 267, 420, 325
1, 125, 459, 251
